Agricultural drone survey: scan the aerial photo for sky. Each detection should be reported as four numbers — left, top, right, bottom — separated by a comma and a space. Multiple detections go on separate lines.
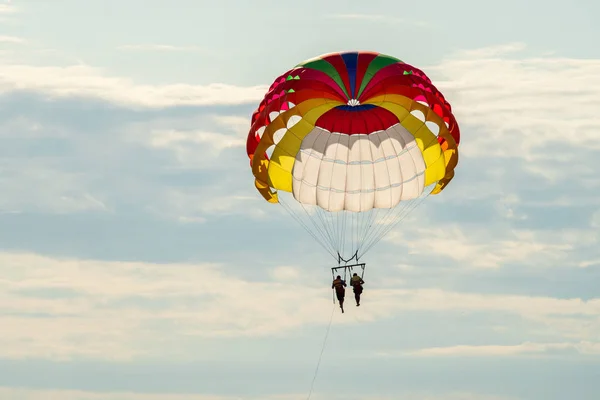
0, 0, 599, 399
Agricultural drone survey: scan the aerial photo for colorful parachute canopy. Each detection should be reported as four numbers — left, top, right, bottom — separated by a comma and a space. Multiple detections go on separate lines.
246, 51, 460, 261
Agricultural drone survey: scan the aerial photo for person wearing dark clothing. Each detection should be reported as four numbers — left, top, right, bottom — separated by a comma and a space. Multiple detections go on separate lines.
350, 273, 365, 306
331, 275, 347, 313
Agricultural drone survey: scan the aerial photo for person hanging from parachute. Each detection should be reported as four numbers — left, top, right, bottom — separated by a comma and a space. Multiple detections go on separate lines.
331, 275, 347, 313
350, 273, 365, 306
245, 51, 461, 311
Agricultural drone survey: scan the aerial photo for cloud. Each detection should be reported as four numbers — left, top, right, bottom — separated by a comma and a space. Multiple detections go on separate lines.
1, 251, 599, 361
144, 129, 245, 157
0, 388, 304, 400
270, 265, 302, 281
404, 341, 600, 357
0, 388, 517, 400
372, 288, 600, 319
211, 115, 253, 137
0, 99, 254, 217
0, 251, 336, 361
454, 42, 528, 58
0, 35, 25, 43
385, 222, 594, 270
0, 4, 15, 14
0, 160, 111, 214
430, 43, 600, 183
116, 44, 204, 53
145, 190, 265, 222
0, 42, 599, 240
326, 13, 430, 27
0, 64, 267, 108
579, 259, 600, 268
0, 388, 226, 400
591, 209, 600, 228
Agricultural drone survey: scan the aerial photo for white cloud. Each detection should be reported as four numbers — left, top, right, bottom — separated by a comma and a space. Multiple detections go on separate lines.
0, 35, 25, 43
0, 109, 256, 217
0, 388, 221, 400
0, 64, 267, 107
385, 224, 586, 269
0, 388, 303, 400
0, 388, 516, 400
0, 43, 598, 225
0, 4, 15, 14
116, 44, 204, 52
145, 189, 265, 222
211, 115, 253, 137
326, 14, 430, 27
403, 341, 600, 357
270, 266, 302, 281
591, 209, 600, 228
0, 251, 335, 361
431, 43, 600, 183
123, 114, 249, 155
328, 13, 391, 21
146, 129, 244, 154
1, 251, 599, 361
371, 288, 600, 319
0, 162, 110, 214
455, 42, 527, 58
579, 259, 600, 268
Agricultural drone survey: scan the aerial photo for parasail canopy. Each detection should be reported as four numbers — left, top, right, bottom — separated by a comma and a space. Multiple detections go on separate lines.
246, 51, 460, 262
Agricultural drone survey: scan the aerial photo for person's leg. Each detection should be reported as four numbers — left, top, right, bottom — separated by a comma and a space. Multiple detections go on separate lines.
336, 291, 343, 311
355, 292, 360, 306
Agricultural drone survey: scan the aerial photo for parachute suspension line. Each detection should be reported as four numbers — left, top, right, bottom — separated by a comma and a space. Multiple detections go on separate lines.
320, 210, 338, 255
298, 127, 337, 251
318, 208, 335, 248
357, 192, 426, 260
359, 202, 415, 259
280, 202, 336, 261
355, 211, 361, 258
323, 208, 341, 255
279, 198, 338, 261
361, 183, 431, 256
300, 203, 335, 252
360, 203, 406, 251
358, 207, 380, 252
310, 208, 328, 252
337, 249, 359, 266
306, 302, 335, 400
341, 210, 348, 260
359, 190, 431, 258
354, 205, 398, 259
338, 209, 344, 257
350, 212, 355, 258
353, 211, 359, 257
278, 127, 339, 259
357, 209, 365, 258
339, 211, 344, 256
377, 192, 429, 246
379, 193, 429, 244
297, 202, 338, 258
277, 180, 430, 262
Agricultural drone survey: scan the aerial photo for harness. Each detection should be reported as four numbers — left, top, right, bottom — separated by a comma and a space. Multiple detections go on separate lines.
330, 251, 365, 303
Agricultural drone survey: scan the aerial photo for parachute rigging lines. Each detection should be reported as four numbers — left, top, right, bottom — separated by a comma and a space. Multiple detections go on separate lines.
277, 187, 431, 262
246, 51, 460, 262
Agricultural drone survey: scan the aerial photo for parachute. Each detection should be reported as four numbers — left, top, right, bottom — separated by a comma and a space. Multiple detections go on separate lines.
246, 51, 460, 265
